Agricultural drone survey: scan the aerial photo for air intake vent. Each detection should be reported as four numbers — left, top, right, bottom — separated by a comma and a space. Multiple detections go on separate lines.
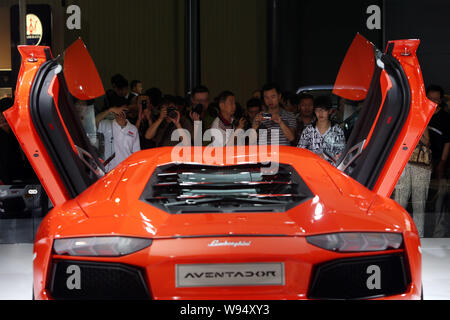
308, 254, 410, 300
49, 260, 150, 300
141, 163, 314, 214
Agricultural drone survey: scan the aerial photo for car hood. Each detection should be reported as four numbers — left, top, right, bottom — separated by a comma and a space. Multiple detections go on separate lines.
62, 149, 414, 239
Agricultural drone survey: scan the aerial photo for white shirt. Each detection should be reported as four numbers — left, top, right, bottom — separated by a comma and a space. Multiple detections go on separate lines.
209, 117, 236, 147
97, 119, 140, 172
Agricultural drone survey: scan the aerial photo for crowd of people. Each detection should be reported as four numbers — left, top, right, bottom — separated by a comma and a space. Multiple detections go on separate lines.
87, 74, 449, 237
0, 73, 449, 237
93, 74, 348, 172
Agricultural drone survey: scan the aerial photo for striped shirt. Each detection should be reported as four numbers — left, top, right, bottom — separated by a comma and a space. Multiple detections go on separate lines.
257, 108, 297, 146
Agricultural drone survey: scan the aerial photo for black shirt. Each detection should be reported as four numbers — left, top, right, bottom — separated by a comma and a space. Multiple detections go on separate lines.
429, 108, 450, 162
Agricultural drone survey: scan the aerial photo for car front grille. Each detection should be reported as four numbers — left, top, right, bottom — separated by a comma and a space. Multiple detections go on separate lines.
308, 254, 410, 300
49, 260, 150, 300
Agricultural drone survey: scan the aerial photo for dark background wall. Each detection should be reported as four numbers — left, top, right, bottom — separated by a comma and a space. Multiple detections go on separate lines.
271, 0, 450, 95
200, 0, 267, 103
62, 0, 266, 103
3, 0, 450, 100
385, 0, 450, 93
64, 0, 186, 97
200, 0, 267, 104
269, 0, 383, 93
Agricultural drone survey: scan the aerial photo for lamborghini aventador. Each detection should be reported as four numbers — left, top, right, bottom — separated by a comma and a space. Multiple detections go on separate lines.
3, 34, 436, 300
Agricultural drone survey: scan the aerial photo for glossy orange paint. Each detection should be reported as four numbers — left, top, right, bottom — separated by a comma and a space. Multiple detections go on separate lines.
32, 147, 422, 300
4, 46, 71, 206
333, 33, 376, 101
4, 42, 107, 206
63, 39, 105, 101
9, 37, 428, 300
372, 40, 436, 197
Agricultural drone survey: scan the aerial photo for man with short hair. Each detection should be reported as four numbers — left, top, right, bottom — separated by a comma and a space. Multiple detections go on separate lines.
209, 91, 246, 147
127, 81, 148, 126
190, 85, 210, 118
252, 83, 297, 146
190, 85, 217, 130
145, 97, 193, 148
130, 80, 143, 98
245, 98, 262, 130
295, 93, 316, 145
98, 74, 130, 115
283, 92, 299, 114
109, 74, 130, 104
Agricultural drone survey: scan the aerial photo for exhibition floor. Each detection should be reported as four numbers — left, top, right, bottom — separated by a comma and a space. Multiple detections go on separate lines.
1, 239, 450, 300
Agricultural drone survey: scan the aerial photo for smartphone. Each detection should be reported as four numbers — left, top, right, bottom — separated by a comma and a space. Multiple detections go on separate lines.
262, 113, 272, 120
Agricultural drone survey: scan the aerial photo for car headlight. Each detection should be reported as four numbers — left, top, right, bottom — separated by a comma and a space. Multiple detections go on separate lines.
306, 233, 403, 252
53, 237, 153, 257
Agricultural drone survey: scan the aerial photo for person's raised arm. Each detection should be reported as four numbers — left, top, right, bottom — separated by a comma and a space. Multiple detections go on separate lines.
272, 114, 295, 142
145, 106, 167, 140
95, 106, 127, 127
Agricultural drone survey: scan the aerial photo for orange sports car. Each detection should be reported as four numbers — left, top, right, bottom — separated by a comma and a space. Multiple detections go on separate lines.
4, 34, 435, 300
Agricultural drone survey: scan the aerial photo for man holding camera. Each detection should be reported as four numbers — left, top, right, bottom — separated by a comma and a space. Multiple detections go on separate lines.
190, 85, 220, 131
252, 83, 297, 146
145, 98, 192, 147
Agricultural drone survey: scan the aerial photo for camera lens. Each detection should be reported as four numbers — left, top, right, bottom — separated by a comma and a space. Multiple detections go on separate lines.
194, 104, 203, 115
168, 107, 177, 119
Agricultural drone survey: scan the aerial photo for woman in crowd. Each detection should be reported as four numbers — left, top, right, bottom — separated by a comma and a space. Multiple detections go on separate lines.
394, 128, 432, 238
297, 96, 346, 166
